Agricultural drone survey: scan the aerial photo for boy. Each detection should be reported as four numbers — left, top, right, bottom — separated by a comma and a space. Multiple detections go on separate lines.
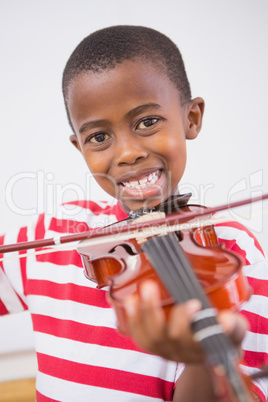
1, 25, 267, 401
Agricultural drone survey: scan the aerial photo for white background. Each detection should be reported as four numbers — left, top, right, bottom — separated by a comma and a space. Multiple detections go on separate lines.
0, 0, 267, 372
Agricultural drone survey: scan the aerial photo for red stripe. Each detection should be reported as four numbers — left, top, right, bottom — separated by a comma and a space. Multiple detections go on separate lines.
18, 226, 28, 293
247, 277, 268, 297
49, 217, 91, 234
113, 201, 128, 221
0, 234, 5, 272
32, 314, 140, 352
0, 234, 4, 246
27, 280, 109, 307
63, 200, 114, 214
36, 249, 83, 267
36, 391, 57, 402
35, 213, 46, 240
0, 299, 8, 315
250, 382, 266, 402
35, 371, 266, 402
241, 310, 268, 335
217, 237, 249, 265
17, 292, 28, 311
62, 200, 128, 221
37, 353, 173, 399
216, 220, 265, 257
243, 350, 268, 368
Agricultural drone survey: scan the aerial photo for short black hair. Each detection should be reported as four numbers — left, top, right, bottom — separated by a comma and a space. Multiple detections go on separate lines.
62, 25, 191, 130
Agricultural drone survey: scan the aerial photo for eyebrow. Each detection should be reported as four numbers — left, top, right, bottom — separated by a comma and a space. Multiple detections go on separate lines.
79, 103, 161, 134
125, 103, 161, 119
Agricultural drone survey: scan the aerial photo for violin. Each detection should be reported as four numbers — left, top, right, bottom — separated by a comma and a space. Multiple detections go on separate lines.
76, 194, 267, 402
0, 193, 267, 400
78, 197, 251, 335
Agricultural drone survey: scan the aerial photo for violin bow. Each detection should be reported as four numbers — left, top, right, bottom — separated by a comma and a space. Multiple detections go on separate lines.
0, 193, 267, 255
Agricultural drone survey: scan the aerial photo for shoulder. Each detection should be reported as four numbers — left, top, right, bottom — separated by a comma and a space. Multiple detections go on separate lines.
39, 199, 127, 237
20, 199, 128, 243
213, 214, 265, 266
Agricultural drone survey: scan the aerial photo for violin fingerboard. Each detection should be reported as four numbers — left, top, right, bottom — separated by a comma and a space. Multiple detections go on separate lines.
142, 234, 250, 401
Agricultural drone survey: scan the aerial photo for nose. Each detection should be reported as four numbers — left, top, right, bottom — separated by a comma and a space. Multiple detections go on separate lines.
113, 135, 148, 166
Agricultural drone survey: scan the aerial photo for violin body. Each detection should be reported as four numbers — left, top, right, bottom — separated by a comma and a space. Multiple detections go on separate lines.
77, 204, 251, 336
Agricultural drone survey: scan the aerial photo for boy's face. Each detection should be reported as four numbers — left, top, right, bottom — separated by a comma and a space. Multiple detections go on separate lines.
68, 60, 203, 212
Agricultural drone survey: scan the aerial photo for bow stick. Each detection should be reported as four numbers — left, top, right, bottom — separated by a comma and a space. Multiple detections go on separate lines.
0, 193, 267, 255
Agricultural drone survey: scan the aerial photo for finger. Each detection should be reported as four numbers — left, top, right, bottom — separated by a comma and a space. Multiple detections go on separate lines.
168, 299, 202, 339
124, 281, 166, 351
218, 311, 248, 346
168, 300, 205, 362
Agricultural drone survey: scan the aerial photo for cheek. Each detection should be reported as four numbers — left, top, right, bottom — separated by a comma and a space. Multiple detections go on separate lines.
159, 136, 187, 166
166, 138, 187, 184
85, 156, 118, 196
83, 151, 109, 174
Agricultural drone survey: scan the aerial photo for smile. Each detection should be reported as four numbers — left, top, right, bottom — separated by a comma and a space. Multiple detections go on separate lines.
121, 170, 161, 190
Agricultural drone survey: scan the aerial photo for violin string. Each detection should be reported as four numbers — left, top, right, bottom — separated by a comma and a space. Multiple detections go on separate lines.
160, 235, 238, 357
149, 237, 249, 401
145, 238, 190, 303
143, 235, 220, 345
142, 235, 248, 400
149, 235, 230, 359
150, 234, 209, 305
167, 237, 248, 399
157, 236, 232, 365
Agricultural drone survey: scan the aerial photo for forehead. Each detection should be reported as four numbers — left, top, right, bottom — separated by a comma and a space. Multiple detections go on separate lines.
68, 59, 179, 103
67, 60, 182, 130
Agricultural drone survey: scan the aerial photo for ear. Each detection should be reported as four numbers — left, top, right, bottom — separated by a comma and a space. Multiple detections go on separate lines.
185, 97, 205, 140
70, 134, 82, 153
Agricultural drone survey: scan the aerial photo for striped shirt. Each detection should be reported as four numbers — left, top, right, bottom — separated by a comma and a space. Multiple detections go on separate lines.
0, 199, 267, 401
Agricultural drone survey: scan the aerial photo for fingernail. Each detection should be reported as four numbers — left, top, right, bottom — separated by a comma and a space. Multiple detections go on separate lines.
185, 299, 202, 315
220, 312, 237, 333
140, 281, 157, 302
124, 297, 136, 316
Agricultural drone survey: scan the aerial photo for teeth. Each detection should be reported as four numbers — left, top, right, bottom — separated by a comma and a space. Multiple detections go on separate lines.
122, 171, 160, 190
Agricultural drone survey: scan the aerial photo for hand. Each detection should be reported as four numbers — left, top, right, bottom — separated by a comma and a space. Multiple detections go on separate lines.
123, 280, 248, 363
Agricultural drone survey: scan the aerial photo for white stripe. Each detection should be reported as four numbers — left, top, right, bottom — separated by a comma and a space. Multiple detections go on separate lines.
26, 214, 39, 241
0, 268, 25, 313
240, 364, 268, 399
27, 295, 117, 328
2, 229, 26, 299
45, 210, 117, 234
214, 224, 264, 264
241, 294, 268, 319
242, 331, 268, 354
242, 260, 268, 280
27, 259, 96, 287
36, 372, 168, 402
55, 200, 113, 220
174, 363, 185, 383
35, 332, 176, 381
53, 236, 61, 245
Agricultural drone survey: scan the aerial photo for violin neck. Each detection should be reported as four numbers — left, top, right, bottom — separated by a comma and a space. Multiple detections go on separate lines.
142, 233, 251, 402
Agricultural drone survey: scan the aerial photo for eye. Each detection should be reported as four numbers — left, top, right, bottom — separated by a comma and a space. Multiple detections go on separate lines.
86, 132, 110, 144
136, 117, 159, 130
